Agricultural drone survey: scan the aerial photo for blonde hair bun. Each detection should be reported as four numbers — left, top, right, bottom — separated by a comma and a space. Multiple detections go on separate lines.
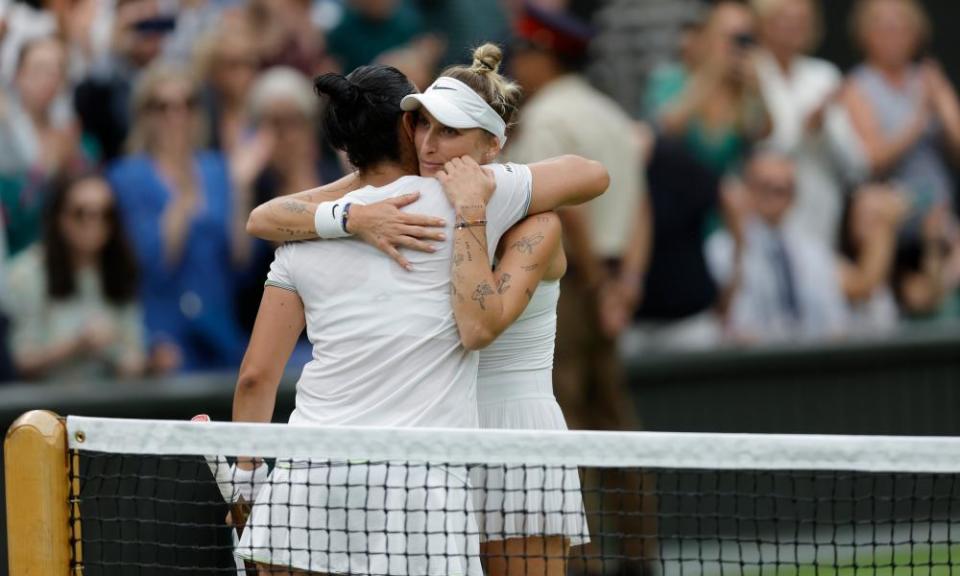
472, 43, 503, 74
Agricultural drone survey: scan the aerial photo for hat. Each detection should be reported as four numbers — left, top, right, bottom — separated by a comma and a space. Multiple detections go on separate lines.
515, 3, 594, 60
400, 76, 508, 147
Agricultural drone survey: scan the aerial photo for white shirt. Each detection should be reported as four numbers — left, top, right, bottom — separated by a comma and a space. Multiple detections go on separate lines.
267, 164, 532, 429
756, 52, 866, 245
506, 75, 643, 259
707, 218, 849, 343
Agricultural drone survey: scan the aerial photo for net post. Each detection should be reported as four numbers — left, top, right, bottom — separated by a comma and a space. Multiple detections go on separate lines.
4, 410, 72, 575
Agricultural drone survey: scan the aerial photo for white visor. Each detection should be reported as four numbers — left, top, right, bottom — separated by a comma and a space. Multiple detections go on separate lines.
400, 76, 508, 147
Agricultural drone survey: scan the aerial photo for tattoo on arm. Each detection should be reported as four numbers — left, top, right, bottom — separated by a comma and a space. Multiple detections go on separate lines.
278, 227, 317, 239
453, 252, 465, 267
281, 200, 310, 215
472, 281, 495, 310
521, 264, 539, 272
496, 273, 512, 295
535, 215, 552, 224
510, 232, 544, 255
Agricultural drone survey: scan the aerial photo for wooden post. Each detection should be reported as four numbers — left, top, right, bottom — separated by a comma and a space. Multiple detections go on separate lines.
5, 410, 71, 575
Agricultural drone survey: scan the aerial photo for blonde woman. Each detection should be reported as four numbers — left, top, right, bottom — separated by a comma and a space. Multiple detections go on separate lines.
752, 0, 864, 245
108, 63, 245, 372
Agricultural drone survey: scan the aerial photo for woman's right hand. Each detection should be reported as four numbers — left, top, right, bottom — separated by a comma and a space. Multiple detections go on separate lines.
346, 193, 448, 271
436, 156, 496, 214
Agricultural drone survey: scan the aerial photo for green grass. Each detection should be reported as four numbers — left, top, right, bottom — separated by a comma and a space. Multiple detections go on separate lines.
675, 544, 960, 576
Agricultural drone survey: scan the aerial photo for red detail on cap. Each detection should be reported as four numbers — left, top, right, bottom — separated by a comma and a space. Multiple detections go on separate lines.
191, 414, 210, 422
516, 14, 589, 58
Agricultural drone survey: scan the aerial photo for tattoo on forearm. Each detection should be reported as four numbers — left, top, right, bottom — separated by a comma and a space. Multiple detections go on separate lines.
496, 273, 512, 295
281, 200, 310, 215
522, 264, 539, 272
454, 252, 465, 267
472, 281, 495, 310
278, 227, 316, 239
467, 227, 488, 255
511, 233, 544, 255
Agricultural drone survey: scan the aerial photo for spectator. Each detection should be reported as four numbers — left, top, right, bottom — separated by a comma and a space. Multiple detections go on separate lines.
231, 67, 341, 331
506, 6, 651, 571
842, 0, 960, 232
73, 0, 176, 162
707, 150, 849, 343
193, 16, 261, 154
327, 0, 426, 74
245, 0, 335, 76
3, 171, 147, 381
839, 185, 908, 334
507, 3, 647, 432
647, 0, 770, 176
0, 36, 86, 257
892, 205, 960, 321
629, 135, 724, 351
108, 63, 245, 373
753, 0, 864, 246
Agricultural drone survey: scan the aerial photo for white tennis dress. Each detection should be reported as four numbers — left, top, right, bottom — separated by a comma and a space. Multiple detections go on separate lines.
237, 164, 533, 575
471, 279, 589, 545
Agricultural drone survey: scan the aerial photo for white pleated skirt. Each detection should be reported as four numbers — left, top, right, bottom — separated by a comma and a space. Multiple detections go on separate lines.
471, 369, 590, 545
237, 460, 483, 575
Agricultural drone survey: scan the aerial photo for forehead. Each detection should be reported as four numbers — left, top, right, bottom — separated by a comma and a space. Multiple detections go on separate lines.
67, 178, 112, 204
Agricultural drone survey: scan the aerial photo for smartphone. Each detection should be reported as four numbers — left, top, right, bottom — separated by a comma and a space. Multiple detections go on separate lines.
134, 15, 177, 34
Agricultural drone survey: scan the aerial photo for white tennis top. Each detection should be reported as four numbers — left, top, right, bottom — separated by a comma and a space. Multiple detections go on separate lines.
478, 279, 558, 380
267, 164, 532, 429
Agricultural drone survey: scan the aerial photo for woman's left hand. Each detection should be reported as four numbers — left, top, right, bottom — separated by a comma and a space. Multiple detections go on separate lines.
347, 193, 448, 271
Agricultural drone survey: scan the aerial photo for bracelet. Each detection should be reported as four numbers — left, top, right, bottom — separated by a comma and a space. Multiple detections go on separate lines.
341, 202, 354, 233
455, 219, 487, 230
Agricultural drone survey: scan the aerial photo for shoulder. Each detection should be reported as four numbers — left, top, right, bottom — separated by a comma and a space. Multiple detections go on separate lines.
7, 246, 44, 296
107, 155, 150, 182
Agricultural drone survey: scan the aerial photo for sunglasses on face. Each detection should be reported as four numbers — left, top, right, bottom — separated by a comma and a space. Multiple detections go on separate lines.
751, 179, 795, 197
146, 96, 198, 114
66, 205, 114, 224
261, 113, 307, 130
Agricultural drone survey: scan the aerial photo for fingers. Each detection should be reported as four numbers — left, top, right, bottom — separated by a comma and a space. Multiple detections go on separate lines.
382, 243, 413, 271
387, 192, 421, 208
397, 225, 442, 244
394, 235, 438, 254
400, 213, 446, 228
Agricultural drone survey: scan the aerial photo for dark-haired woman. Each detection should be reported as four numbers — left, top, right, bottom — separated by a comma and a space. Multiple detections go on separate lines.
3, 173, 146, 381
232, 61, 607, 575
246, 45, 594, 575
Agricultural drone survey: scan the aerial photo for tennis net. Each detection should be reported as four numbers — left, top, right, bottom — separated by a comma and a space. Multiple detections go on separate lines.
14, 414, 960, 575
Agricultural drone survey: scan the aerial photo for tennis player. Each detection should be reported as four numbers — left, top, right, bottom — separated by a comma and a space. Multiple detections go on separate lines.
246, 45, 590, 576
232, 63, 608, 575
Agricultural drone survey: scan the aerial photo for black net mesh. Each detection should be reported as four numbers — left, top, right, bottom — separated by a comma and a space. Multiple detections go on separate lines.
69, 450, 960, 575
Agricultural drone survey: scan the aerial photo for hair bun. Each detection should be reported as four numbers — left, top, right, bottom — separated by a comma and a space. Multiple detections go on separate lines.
314, 73, 361, 105
472, 43, 503, 74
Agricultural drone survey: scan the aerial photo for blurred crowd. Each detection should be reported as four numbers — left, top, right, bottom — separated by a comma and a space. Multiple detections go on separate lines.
0, 0, 958, 385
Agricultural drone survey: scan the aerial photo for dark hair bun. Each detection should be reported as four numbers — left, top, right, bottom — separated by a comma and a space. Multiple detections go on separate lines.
314, 73, 361, 106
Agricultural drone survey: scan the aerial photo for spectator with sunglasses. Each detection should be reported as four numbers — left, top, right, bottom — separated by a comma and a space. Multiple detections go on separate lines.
108, 63, 246, 373
3, 172, 147, 381
707, 149, 849, 343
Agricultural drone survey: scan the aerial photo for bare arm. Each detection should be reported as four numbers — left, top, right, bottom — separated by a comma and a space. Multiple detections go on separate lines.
245, 172, 361, 241
838, 186, 906, 302
233, 286, 305, 467
843, 83, 929, 176
440, 158, 563, 349
526, 155, 610, 215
